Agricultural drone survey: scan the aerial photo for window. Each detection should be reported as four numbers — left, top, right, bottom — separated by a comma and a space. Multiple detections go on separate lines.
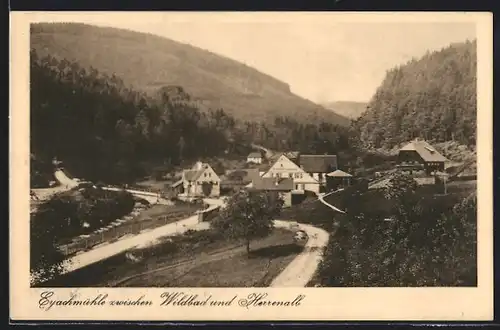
289, 173, 293, 178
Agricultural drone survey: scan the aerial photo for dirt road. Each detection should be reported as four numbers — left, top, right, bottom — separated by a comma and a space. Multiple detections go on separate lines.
270, 220, 329, 287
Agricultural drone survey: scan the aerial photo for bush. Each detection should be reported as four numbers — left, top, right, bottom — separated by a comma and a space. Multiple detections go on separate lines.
32, 188, 135, 242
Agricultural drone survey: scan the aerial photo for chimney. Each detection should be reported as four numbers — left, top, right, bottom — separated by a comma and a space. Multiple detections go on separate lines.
194, 161, 203, 170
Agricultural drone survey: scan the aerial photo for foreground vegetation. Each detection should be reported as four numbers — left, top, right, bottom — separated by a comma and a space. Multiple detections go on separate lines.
289, 175, 477, 287
30, 186, 135, 284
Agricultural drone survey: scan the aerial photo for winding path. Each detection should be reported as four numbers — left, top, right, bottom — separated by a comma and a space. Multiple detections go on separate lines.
317, 189, 346, 214
33, 169, 170, 205
270, 220, 329, 287
62, 202, 221, 274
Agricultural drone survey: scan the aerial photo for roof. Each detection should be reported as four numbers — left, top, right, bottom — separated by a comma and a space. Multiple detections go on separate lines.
182, 162, 219, 182
284, 151, 300, 160
327, 169, 352, 177
298, 155, 338, 173
224, 169, 261, 184
250, 177, 294, 191
247, 152, 262, 158
399, 139, 448, 162
268, 152, 284, 163
184, 169, 203, 181
171, 179, 184, 188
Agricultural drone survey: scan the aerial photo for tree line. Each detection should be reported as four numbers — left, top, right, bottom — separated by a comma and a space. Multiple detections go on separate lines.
239, 116, 352, 155
353, 40, 477, 150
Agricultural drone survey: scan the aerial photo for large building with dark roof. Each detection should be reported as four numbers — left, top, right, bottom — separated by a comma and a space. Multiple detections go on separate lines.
297, 154, 338, 185
397, 139, 448, 175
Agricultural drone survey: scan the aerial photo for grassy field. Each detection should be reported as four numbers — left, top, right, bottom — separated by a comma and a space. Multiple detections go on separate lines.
45, 228, 302, 287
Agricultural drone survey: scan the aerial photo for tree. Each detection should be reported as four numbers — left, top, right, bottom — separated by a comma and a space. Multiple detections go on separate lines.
212, 190, 284, 254
30, 205, 68, 286
383, 172, 418, 220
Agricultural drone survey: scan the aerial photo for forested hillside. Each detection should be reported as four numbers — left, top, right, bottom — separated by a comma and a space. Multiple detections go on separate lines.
30, 23, 349, 126
31, 50, 238, 184
30, 49, 356, 186
353, 40, 477, 150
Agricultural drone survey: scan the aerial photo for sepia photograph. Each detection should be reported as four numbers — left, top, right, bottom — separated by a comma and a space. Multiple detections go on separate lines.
11, 11, 493, 321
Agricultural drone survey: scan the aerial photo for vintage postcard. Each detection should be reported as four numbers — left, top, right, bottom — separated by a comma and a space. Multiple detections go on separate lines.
10, 11, 493, 321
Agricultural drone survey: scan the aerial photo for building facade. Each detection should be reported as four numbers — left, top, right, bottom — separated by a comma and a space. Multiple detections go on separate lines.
261, 154, 320, 194
247, 152, 263, 164
397, 139, 447, 175
172, 161, 221, 197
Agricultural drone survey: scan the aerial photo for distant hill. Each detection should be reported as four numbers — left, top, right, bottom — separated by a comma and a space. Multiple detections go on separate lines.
30, 23, 349, 126
322, 101, 368, 119
353, 40, 477, 150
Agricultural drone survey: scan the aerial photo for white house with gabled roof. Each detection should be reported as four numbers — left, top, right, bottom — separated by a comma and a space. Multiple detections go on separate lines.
171, 161, 221, 197
260, 154, 320, 194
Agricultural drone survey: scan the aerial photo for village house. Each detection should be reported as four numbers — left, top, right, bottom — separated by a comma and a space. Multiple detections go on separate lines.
397, 139, 448, 175
247, 177, 294, 207
246, 151, 263, 164
297, 154, 338, 186
260, 154, 320, 194
171, 161, 221, 197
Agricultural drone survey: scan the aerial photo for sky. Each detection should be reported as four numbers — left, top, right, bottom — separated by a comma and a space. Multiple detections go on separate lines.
30, 12, 477, 103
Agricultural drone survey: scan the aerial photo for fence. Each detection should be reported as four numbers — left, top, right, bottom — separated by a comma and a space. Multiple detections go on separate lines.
59, 209, 197, 256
